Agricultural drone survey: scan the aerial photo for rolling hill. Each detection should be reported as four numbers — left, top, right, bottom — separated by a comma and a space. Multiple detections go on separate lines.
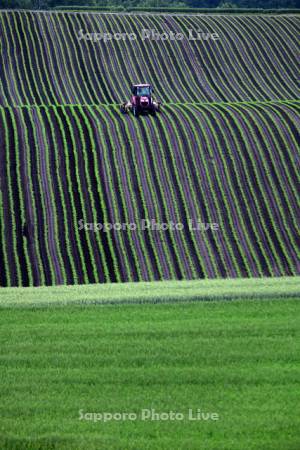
0, 11, 299, 286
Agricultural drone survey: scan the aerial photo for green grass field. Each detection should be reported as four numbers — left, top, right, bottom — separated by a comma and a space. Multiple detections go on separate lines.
1, 276, 299, 307
0, 280, 300, 449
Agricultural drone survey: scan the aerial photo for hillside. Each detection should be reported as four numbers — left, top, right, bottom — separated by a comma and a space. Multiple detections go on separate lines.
0, 12, 299, 105
0, 11, 299, 286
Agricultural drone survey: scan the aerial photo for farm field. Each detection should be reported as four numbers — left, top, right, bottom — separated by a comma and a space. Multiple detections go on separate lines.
0, 298, 300, 450
1, 276, 300, 307
1, 101, 300, 285
1, 12, 299, 105
0, 11, 299, 286
0, 9, 299, 450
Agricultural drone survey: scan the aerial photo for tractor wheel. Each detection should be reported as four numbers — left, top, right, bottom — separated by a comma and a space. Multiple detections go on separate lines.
133, 106, 139, 117
151, 108, 156, 117
120, 103, 126, 114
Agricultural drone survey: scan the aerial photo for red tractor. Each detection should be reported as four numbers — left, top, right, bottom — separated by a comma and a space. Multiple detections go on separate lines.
120, 84, 161, 117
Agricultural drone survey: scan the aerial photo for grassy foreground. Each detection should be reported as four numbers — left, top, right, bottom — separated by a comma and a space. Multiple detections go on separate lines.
0, 276, 299, 307
0, 296, 299, 449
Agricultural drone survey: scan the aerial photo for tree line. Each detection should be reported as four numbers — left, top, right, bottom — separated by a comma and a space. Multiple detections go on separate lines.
0, 0, 298, 10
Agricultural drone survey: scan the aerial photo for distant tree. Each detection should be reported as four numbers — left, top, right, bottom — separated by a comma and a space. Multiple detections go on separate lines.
34, 0, 50, 7
185, 0, 220, 7
218, 1, 237, 7
0, 0, 298, 10
0, 0, 34, 8
48, 0, 98, 5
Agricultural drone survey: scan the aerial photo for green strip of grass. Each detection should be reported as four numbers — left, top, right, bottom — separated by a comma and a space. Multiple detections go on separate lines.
0, 299, 299, 449
0, 276, 299, 308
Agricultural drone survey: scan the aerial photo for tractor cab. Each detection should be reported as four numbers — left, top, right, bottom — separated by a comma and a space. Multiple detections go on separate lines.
132, 84, 152, 97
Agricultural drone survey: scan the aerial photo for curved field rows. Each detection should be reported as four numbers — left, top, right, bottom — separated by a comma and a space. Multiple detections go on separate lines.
0, 11, 299, 286
0, 12, 299, 106
0, 101, 299, 286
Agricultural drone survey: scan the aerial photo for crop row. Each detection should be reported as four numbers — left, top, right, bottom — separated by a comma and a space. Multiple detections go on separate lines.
0, 11, 299, 106
0, 101, 299, 286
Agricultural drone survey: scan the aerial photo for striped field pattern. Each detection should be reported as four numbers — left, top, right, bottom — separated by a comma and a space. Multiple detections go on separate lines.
0, 11, 299, 286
